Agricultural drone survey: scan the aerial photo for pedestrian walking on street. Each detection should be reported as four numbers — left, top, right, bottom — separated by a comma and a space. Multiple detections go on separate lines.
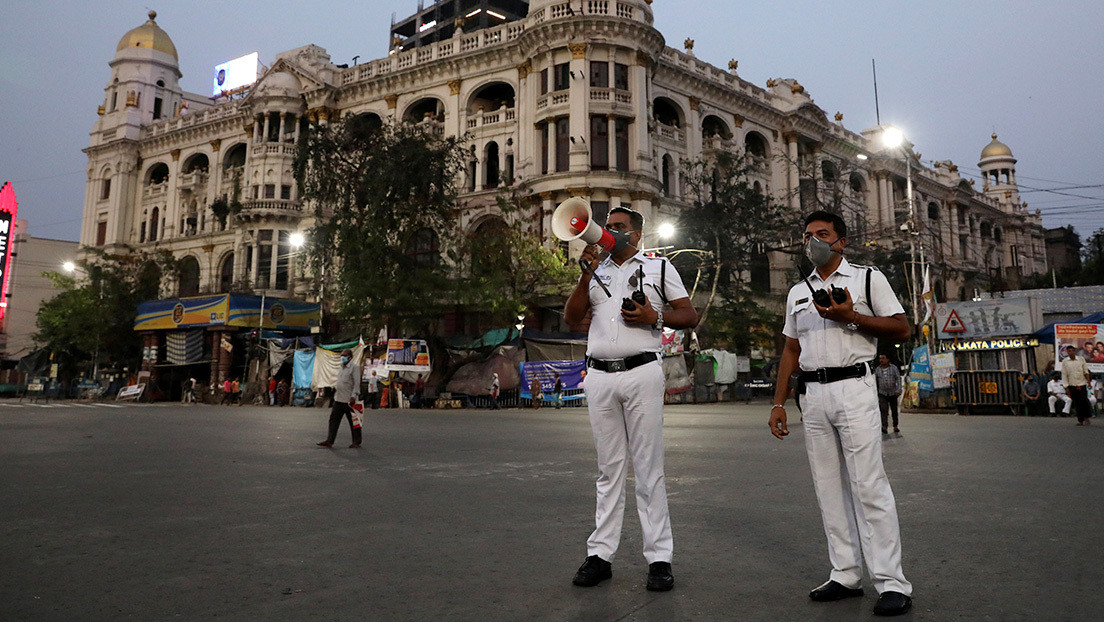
768, 211, 914, 616
553, 373, 563, 409
531, 376, 543, 409
1063, 345, 1093, 425
317, 349, 363, 448
875, 354, 902, 434
182, 377, 196, 404
367, 370, 380, 409
268, 376, 277, 406
489, 373, 500, 410
563, 206, 698, 592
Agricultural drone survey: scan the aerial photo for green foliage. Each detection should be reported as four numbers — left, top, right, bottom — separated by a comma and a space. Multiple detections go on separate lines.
677, 151, 802, 352
34, 247, 177, 375
1080, 228, 1104, 286
294, 118, 574, 337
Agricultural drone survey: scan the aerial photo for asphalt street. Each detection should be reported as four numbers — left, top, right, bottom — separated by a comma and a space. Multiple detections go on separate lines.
1, 399, 1101, 621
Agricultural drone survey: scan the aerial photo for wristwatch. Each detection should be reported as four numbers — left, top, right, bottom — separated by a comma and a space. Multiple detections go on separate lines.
845, 312, 860, 332
654, 308, 664, 331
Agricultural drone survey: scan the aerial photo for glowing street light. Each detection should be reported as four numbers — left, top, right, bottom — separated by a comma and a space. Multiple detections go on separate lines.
881, 126, 905, 150
657, 222, 676, 240
289, 232, 305, 248
62, 261, 77, 273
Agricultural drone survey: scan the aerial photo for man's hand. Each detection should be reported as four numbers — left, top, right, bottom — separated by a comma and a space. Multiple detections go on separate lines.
621, 296, 658, 326
579, 244, 602, 276
813, 287, 857, 324
769, 405, 789, 439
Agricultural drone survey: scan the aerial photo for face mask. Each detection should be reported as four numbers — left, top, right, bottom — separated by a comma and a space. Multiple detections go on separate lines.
805, 235, 839, 267
341, 356, 349, 365
606, 228, 635, 254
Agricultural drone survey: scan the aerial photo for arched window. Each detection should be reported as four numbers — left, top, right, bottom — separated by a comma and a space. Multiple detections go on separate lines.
182, 153, 209, 174
403, 97, 445, 124
927, 202, 940, 221
471, 218, 509, 277
149, 207, 160, 242
178, 256, 201, 297
219, 253, 235, 292
702, 115, 732, 140
653, 97, 683, 128
744, 131, 768, 158
348, 112, 383, 141
485, 142, 500, 189
662, 154, 673, 196
146, 163, 169, 185
467, 82, 516, 114
849, 172, 866, 194
821, 160, 838, 184
223, 143, 247, 169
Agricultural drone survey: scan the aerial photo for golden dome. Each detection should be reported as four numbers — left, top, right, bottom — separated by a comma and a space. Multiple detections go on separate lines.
980, 133, 1013, 159
116, 11, 178, 60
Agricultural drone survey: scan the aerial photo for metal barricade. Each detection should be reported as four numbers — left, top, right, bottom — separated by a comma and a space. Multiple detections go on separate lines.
950, 370, 1024, 415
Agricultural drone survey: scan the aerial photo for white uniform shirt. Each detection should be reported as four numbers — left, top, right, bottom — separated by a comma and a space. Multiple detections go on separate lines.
1047, 378, 1067, 396
334, 362, 360, 403
587, 252, 689, 360
782, 257, 905, 371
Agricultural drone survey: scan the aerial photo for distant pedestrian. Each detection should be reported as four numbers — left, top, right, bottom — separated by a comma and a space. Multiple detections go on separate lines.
415, 374, 426, 408
222, 378, 232, 405
1063, 345, 1092, 425
182, 377, 196, 404
367, 370, 380, 409
276, 378, 289, 406
875, 354, 902, 434
490, 372, 500, 410
231, 378, 241, 405
553, 373, 563, 409
317, 349, 363, 448
268, 376, 277, 406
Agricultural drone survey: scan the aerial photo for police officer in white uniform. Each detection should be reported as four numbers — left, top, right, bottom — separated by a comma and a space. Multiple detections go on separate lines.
564, 207, 698, 592
768, 211, 914, 617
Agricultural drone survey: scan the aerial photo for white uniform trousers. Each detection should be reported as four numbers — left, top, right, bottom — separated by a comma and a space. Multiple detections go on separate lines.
802, 374, 912, 595
1049, 394, 1072, 414
583, 360, 672, 564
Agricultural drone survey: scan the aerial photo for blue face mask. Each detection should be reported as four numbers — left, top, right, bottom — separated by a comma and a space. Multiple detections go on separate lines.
341, 356, 349, 365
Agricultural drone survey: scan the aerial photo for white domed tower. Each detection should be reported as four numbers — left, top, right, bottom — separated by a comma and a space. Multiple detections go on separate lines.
92, 11, 186, 142
978, 133, 1020, 212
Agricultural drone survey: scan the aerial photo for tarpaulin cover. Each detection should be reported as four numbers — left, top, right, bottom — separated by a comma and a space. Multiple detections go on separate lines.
293, 350, 315, 389
310, 342, 366, 389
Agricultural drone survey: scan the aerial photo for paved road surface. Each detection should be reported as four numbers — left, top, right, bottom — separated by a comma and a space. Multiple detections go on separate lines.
2, 400, 1101, 620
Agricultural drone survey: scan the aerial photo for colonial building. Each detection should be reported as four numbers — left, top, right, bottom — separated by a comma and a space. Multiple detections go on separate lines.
82, 3, 1047, 333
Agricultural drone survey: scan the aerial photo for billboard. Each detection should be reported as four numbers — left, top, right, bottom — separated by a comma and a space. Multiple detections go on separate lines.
212, 52, 260, 96
934, 298, 1040, 340
385, 339, 431, 372
1055, 324, 1104, 373
0, 182, 18, 321
134, 294, 320, 331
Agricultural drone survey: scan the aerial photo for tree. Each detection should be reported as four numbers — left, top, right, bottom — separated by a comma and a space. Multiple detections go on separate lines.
34, 247, 176, 376
1080, 228, 1104, 286
294, 117, 575, 339
678, 151, 802, 352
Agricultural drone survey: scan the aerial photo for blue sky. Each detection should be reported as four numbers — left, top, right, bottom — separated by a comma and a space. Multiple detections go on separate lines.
2, 0, 1101, 243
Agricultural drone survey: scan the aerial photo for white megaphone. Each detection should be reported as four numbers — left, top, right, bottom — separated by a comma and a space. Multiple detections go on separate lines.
551, 197, 616, 252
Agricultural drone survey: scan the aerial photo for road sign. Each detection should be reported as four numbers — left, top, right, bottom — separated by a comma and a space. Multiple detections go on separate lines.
943, 309, 966, 333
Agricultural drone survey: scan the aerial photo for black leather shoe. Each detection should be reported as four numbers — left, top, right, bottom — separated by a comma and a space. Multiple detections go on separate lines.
572, 555, 612, 587
873, 591, 912, 616
646, 561, 674, 591
809, 580, 864, 601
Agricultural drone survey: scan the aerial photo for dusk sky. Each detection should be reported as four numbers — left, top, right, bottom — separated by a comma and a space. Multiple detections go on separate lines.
2, 0, 1101, 244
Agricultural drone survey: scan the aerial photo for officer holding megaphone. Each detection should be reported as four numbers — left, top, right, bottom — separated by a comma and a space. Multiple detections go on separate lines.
562, 204, 698, 593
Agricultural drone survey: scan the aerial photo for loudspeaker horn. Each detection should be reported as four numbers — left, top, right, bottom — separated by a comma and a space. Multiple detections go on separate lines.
551, 197, 615, 252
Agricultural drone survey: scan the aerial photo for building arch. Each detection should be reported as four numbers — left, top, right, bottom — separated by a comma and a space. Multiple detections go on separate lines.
407, 228, 441, 267
347, 111, 383, 140
662, 153, 674, 196
223, 143, 247, 169
218, 252, 235, 292
702, 114, 732, 140
927, 201, 940, 221
484, 141, 500, 188
821, 160, 839, 184
849, 171, 867, 194
178, 255, 201, 297
466, 81, 516, 114
182, 152, 209, 174
149, 206, 160, 241
744, 131, 769, 158
145, 162, 170, 185
653, 97, 684, 128
402, 96, 446, 124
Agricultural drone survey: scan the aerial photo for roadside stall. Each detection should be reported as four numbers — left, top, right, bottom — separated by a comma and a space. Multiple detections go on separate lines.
934, 297, 1043, 415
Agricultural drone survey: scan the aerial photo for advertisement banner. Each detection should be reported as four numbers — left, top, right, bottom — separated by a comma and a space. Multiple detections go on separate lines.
519, 360, 586, 399
934, 298, 1039, 340
134, 294, 321, 331
930, 351, 956, 390
909, 345, 933, 393
1055, 324, 1104, 373
385, 339, 431, 372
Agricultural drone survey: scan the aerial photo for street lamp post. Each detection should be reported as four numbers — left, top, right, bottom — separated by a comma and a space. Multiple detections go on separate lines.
63, 261, 102, 379
882, 127, 925, 331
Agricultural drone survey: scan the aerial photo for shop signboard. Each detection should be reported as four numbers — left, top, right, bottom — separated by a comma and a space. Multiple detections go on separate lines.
910, 345, 933, 393
931, 352, 956, 390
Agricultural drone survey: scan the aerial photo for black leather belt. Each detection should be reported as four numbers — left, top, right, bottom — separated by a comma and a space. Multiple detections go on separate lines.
799, 361, 874, 384
586, 352, 658, 373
